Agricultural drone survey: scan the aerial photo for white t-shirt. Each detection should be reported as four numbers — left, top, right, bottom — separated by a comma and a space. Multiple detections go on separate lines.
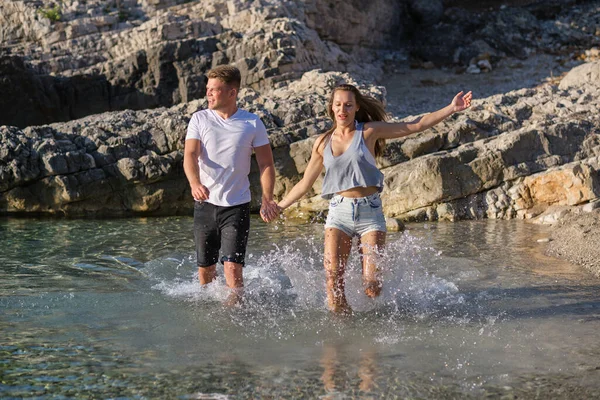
185, 108, 270, 206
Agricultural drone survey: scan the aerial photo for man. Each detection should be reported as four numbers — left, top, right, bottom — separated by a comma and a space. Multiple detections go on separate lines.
183, 65, 279, 305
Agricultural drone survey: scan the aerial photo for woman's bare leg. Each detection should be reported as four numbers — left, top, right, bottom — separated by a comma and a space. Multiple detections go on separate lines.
359, 231, 386, 298
324, 228, 353, 314
358, 350, 376, 392
320, 343, 338, 392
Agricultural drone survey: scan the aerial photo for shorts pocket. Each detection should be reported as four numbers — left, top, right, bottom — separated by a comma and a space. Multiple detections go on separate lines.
368, 196, 382, 208
329, 196, 342, 208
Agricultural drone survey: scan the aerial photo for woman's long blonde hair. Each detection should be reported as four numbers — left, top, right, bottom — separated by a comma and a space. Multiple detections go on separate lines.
319, 84, 388, 157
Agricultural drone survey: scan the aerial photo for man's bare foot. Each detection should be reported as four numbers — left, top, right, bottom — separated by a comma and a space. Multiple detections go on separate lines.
364, 280, 382, 298
223, 289, 244, 307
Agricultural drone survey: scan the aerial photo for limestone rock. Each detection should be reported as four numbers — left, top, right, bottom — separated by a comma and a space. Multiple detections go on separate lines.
385, 217, 406, 232
547, 208, 600, 276
0, 0, 397, 128
558, 60, 600, 89
2, 0, 600, 220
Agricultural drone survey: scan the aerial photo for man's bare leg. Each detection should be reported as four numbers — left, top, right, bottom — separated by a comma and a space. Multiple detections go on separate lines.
198, 265, 217, 285
324, 228, 353, 314
360, 231, 386, 298
223, 261, 244, 306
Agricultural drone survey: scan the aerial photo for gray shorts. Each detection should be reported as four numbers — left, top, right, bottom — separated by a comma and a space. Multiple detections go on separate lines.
324, 193, 387, 237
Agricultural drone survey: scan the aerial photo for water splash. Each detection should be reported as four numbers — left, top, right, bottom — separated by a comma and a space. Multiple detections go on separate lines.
146, 232, 476, 338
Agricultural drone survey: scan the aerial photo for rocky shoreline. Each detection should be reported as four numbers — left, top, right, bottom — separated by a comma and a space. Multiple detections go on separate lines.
1, 0, 600, 271
547, 208, 600, 277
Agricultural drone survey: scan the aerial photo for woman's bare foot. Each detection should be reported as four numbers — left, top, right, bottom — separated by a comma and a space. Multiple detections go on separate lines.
331, 302, 353, 315
364, 280, 382, 298
327, 293, 352, 315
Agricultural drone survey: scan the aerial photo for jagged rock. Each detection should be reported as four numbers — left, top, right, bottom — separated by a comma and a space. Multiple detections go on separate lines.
0, 69, 378, 216
385, 217, 406, 232
2, 0, 600, 222
286, 70, 600, 222
558, 60, 600, 89
0, 0, 401, 128
302, 0, 405, 49
0, 56, 111, 128
5, 0, 598, 128
408, 2, 600, 67
3, 61, 600, 218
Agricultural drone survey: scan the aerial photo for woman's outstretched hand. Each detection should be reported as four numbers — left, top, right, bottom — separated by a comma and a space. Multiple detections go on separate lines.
451, 91, 473, 113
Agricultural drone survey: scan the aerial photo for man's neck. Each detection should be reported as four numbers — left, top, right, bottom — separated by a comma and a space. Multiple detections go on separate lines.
213, 104, 238, 120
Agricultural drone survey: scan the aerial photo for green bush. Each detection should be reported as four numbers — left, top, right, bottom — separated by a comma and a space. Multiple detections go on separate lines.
38, 5, 62, 22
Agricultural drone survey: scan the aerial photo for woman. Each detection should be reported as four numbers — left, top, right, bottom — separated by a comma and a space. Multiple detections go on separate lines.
277, 84, 472, 313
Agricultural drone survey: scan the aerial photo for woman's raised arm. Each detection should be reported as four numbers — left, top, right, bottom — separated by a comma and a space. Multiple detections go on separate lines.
365, 91, 472, 141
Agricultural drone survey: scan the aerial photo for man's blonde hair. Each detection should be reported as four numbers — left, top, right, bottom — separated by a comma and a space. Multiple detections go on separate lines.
206, 65, 241, 90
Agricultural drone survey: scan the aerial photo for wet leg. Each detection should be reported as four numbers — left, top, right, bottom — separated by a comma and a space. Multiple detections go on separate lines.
198, 265, 217, 285
324, 228, 353, 314
223, 261, 244, 306
360, 231, 386, 298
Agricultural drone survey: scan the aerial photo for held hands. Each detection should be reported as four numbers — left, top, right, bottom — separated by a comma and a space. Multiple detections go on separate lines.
260, 199, 280, 223
451, 91, 473, 113
191, 183, 210, 201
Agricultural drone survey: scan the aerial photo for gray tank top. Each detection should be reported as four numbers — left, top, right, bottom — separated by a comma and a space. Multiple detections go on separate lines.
321, 122, 384, 199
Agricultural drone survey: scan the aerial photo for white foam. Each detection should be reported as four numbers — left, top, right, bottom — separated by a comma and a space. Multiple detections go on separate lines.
146, 233, 468, 320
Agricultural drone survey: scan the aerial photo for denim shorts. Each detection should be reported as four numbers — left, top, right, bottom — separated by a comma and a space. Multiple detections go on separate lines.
324, 193, 387, 237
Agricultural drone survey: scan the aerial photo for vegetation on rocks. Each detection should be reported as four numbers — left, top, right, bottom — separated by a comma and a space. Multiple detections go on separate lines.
37, 4, 62, 22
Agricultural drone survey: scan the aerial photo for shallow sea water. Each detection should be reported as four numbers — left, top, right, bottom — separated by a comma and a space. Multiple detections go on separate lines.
2, 216, 600, 399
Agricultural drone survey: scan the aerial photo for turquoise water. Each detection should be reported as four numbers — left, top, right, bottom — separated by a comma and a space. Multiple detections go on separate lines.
2, 217, 600, 398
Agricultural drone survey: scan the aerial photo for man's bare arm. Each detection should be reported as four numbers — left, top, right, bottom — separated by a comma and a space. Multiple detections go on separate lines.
254, 144, 278, 222
183, 139, 210, 201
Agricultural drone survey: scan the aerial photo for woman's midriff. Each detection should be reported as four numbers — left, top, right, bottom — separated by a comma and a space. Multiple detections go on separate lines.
336, 186, 379, 198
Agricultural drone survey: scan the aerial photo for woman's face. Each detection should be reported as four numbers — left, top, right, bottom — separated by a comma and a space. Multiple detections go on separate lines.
331, 90, 359, 127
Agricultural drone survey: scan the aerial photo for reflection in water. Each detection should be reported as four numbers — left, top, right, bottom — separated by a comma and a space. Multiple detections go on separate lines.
2, 217, 600, 398
320, 342, 377, 395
